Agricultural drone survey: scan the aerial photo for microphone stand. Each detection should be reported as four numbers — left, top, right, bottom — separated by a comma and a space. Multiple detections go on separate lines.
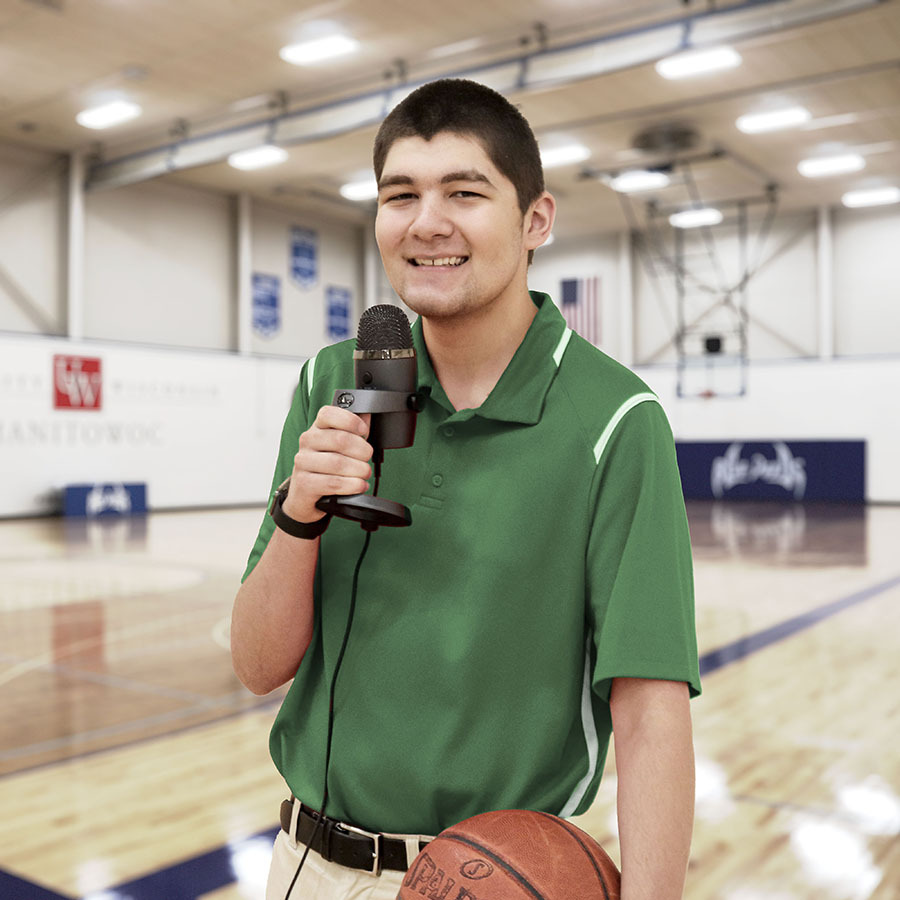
314, 387, 420, 531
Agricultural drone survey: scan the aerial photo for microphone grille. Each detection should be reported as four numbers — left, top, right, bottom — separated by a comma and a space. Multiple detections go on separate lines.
357, 304, 413, 351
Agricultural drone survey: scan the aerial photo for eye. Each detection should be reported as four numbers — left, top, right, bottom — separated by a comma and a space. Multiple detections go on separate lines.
452, 190, 483, 199
381, 191, 416, 204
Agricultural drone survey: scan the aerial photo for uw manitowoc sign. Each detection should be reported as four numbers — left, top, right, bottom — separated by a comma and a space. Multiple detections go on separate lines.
53, 354, 102, 410
675, 440, 866, 502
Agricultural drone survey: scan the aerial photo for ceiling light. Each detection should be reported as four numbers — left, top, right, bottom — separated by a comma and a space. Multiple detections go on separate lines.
540, 144, 591, 168
280, 35, 359, 66
798, 153, 865, 178
736, 106, 811, 134
340, 178, 378, 201
76, 100, 142, 130
670, 207, 723, 229
656, 45, 741, 80
227, 145, 288, 170
610, 170, 670, 192
842, 186, 900, 208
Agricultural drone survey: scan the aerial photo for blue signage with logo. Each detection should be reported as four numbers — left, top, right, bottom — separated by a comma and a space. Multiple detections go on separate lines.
326, 285, 352, 340
675, 440, 865, 502
64, 483, 148, 517
252, 272, 281, 338
290, 226, 318, 289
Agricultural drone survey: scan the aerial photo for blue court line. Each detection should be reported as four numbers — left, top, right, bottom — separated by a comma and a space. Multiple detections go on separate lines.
2, 572, 899, 900
698, 572, 900, 676
0, 870, 70, 900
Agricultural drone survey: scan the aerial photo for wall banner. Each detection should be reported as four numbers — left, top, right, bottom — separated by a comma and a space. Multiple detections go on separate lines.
252, 272, 281, 338
325, 285, 352, 340
64, 483, 148, 517
290, 226, 318, 289
675, 440, 866, 502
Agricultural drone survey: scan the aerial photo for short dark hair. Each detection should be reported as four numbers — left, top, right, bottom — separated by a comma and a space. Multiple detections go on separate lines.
373, 78, 545, 215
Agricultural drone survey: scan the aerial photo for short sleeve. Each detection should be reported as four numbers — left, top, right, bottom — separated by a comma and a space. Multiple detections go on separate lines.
586, 398, 701, 701
240, 361, 311, 582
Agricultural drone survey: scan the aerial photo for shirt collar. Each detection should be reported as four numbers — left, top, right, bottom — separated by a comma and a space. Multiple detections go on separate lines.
412, 291, 569, 425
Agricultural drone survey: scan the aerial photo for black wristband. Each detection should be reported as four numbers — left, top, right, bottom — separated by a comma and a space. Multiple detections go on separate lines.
269, 478, 332, 539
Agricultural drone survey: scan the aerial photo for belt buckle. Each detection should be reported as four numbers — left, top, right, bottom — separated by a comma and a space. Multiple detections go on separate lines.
341, 822, 383, 875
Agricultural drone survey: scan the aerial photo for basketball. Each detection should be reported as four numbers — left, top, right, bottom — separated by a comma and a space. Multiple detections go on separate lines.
396, 809, 620, 900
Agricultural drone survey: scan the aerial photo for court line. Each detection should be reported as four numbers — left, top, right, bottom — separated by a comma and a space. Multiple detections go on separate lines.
2, 571, 898, 899
0, 692, 283, 775
698, 572, 900, 676
0, 869, 70, 900
0, 649, 224, 705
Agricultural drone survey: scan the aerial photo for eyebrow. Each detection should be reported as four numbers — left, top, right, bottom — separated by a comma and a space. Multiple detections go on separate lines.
378, 170, 495, 190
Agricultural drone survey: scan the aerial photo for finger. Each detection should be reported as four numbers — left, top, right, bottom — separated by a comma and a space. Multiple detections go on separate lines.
295, 447, 372, 482
300, 426, 374, 462
315, 404, 370, 437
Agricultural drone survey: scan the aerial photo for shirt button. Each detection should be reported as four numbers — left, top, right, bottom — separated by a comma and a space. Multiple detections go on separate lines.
443, 426, 455, 438
432, 474, 443, 487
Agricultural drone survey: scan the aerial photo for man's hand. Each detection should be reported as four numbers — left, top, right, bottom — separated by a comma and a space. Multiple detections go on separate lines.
283, 406, 373, 522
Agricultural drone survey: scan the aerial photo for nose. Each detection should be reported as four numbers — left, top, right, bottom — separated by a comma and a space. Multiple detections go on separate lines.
409, 194, 453, 241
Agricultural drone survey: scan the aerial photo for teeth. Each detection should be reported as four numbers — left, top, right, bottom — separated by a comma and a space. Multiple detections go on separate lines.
413, 257, 466, 266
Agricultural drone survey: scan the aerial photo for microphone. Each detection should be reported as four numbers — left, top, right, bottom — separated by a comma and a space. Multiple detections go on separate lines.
314, 304, 420, 530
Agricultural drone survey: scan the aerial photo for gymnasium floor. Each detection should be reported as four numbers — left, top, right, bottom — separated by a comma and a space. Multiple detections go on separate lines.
0, 501, 898, 899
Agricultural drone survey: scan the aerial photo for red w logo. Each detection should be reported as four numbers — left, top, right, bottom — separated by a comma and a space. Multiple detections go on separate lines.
54, 355, 102, 410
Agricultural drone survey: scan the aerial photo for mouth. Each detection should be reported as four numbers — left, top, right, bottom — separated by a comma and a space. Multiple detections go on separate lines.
408, 256, 469, 267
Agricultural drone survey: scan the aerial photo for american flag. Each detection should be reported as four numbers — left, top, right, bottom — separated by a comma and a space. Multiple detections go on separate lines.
560, 276, 601, 346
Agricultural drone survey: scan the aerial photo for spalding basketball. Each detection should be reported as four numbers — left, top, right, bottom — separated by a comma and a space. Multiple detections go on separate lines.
397, 809, 620, 900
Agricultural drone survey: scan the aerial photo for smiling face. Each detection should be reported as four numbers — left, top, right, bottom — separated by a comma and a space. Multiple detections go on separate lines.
375, 131, 553, 323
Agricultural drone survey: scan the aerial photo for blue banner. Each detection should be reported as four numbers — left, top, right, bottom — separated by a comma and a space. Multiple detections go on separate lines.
252, 272, 281, 338
675, 440, 865, 502
290, 226, 318, 289
326, 285, 352, 340
64, 483, 148, 517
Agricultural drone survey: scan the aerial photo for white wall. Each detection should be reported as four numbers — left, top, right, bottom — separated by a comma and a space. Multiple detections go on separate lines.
636, 357, 900, 504
84, 180, 234, 349
249, 201, 364, 358
0, 142, 65, 335
0, 140, 898, 513
0, 332, 300, 516
833, 204, 900, 356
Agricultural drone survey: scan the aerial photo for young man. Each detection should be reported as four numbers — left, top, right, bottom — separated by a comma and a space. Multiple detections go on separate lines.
231, 79, 700, 900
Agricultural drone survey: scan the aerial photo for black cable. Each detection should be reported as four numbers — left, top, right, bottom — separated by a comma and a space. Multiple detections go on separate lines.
283, 467, 380, 899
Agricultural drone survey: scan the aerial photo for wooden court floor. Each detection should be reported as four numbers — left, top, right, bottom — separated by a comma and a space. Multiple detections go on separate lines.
1, 501, 898, 899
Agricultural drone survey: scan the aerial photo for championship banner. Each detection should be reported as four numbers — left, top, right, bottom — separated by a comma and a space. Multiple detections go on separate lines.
675, 440, 866, 502
290, 226, 318, 289
325, 285, 352, 340
252, 272, 281, 338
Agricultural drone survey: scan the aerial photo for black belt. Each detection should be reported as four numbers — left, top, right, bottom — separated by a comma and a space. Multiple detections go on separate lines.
279, 799, 430, 875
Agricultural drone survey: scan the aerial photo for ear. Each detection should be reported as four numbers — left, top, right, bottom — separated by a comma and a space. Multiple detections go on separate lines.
524, 191, 557, 251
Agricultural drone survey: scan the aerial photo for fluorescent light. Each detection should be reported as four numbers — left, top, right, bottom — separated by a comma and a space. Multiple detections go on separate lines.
798, 153, 865, 178
737, 106, 811, 134
228, 145, 288, 170
280, 35, 359, 66
76, 100, 142, 130
340, 178, 378, 201
540, 144, 590, 168
670, 207, 723, 229
842, 186, 900, 208
610, 170, 670, 192
656, 45, 741, 80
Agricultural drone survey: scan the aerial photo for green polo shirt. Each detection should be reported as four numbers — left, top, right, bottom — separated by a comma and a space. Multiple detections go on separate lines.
242, 292, 700, 837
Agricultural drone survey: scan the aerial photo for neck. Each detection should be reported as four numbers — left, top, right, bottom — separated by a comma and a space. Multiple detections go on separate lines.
422, 290, 537, 411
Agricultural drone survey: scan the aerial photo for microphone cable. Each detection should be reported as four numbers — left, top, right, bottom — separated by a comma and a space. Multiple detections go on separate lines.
283, 463, 381, 900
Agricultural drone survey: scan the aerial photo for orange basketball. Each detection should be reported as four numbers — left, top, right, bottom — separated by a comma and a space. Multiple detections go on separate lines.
397, 809, 620, 900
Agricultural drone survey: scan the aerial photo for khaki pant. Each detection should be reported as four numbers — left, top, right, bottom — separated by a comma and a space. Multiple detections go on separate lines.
266, 801, 429, 900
